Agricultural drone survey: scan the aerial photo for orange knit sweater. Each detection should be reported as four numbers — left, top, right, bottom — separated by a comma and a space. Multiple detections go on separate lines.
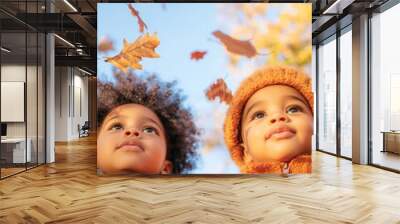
240, 154, 312, 174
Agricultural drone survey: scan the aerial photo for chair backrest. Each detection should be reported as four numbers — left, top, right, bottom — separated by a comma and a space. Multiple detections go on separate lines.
82, 121, 90, 129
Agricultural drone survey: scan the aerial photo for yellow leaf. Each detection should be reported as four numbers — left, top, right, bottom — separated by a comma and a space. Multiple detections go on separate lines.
105, 33, 160, 72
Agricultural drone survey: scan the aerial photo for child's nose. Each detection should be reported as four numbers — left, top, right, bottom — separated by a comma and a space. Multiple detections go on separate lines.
269, 113, 288, 124
124, 128, 140, 137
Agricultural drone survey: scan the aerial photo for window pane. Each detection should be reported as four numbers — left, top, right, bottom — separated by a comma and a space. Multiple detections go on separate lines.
340, 29, 352, 158
1, 30, 27, 177
318, 36, 337, 154
0, 0, 46, 179
371, 4, 400, 171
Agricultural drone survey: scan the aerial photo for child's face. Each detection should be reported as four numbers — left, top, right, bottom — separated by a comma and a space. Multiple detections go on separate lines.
97, 104, 172, 174
240, 85, 313, 163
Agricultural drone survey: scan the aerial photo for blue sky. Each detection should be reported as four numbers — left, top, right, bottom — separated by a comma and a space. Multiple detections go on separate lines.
97, 3, 290, 173
98, 4, 228, 111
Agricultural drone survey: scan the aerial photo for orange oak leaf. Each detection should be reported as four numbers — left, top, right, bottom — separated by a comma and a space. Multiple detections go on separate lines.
212, 30, 257, 58
205, 78, 233, 104
105, 33, 160, 73
190, 51, 207, 61
98, 37, 114, 53
128, 3, 148, 33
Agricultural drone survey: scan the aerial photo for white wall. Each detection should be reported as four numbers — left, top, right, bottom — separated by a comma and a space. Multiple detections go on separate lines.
54, 67, 89, 141
72, 72, 89, 138
54, 67, 69, 141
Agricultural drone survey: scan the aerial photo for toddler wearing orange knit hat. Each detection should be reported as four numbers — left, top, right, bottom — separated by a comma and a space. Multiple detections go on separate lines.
223, 66, 313, 174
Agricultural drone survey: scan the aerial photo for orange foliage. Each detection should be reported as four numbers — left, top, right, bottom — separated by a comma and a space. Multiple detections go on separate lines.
98, 37, 114, 53
221, 4, 311, 68
105, 33, 160, 72
212, 30, 257, 58
205, 78, 233, 104
128, 3, 147, 33
190, 51, 207, 61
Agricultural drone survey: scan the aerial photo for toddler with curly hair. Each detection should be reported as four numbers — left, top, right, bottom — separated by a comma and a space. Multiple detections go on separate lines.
97, 72, 199, 175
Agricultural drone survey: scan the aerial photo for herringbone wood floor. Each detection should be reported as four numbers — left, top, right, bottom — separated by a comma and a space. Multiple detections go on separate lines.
1, 135, 400, 224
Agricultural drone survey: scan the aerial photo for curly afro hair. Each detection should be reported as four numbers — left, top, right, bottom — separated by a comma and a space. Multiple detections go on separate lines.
97, 71, 200, 174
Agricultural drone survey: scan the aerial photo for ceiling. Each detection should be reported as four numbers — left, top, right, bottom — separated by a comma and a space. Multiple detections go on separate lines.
0, 0, 98, 74
311, 0, 390, 44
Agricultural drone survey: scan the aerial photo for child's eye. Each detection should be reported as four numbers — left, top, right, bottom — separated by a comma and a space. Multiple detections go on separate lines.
251, 111, 266, 120
143, 127, 159, 135
109, 123, 123, 131
287, 105, 302, 114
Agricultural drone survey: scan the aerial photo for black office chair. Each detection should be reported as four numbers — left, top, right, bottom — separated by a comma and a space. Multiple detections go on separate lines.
78, 121, 90, 138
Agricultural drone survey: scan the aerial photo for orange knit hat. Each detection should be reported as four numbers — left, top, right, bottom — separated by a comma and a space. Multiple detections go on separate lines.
223, 66, 314, 168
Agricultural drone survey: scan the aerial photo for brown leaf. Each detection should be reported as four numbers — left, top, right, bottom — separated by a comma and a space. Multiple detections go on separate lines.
190, 50, 207, 61
105, 33, 160, 73
98, 37, 114, 53
212, 30, 257, 58
128, 3, 148, 33
205, 78, 233, 104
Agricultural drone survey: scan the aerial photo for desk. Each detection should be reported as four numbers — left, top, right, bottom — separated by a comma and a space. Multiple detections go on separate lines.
381, 131, 400, 154
1, 138, 31, 163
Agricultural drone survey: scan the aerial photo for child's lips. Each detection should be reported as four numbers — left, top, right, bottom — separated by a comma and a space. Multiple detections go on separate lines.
117, 140, 144, 152
270, 131, 295, 140
119, 144, 143, 152
265, 126, 296, 140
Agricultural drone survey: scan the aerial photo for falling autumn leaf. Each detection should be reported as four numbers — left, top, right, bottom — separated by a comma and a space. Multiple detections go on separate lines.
212, 30, 257, 58
105, 33, 160, 73
128, 3, 148, 33
98, 37, 114, 53
205, 78, 233, 104
190, 50, 207, 61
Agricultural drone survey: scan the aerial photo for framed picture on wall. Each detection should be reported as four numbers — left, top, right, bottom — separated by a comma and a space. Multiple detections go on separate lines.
97, 3, 313, 175
1, 81, 25, 122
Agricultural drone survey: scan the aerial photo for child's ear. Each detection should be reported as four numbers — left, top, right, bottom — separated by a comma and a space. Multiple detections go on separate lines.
160, 160, 173, 174
241, 143, 253, 164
